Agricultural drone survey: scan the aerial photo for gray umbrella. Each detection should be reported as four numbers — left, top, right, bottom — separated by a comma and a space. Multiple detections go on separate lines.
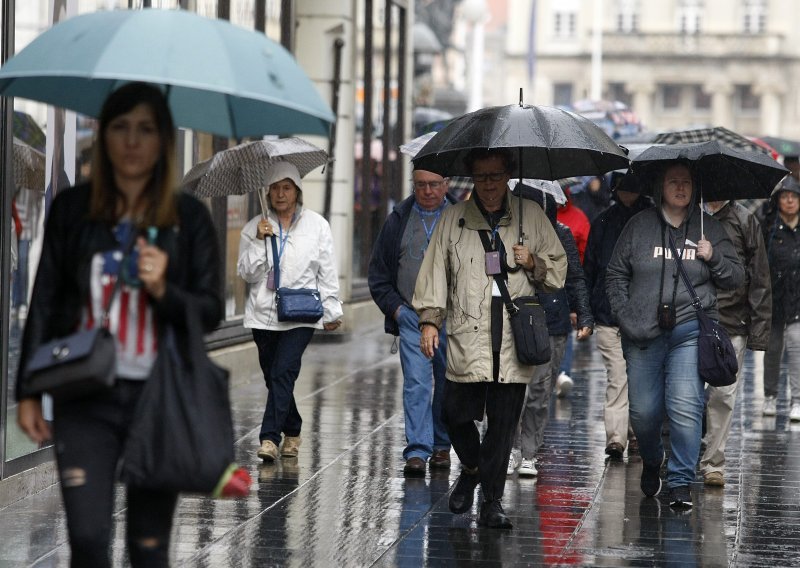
12, 137, 46, 191
181, 137, 328, 198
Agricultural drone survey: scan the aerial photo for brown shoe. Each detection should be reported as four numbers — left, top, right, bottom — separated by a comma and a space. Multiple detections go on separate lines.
281, 435, 301, 457
403, 457, 426, 477
257, 439, 279, 462
704, 471, 725, 487
430, 449, 451, 469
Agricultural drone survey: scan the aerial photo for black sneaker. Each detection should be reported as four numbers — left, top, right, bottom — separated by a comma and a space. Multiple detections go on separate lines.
448, 468, 480, 514
605, 442, 624, 461
640, 453, 664, 497
669, 485, 692, 510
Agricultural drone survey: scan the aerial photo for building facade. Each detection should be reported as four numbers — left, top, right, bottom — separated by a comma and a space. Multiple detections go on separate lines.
501, 0, 800, 137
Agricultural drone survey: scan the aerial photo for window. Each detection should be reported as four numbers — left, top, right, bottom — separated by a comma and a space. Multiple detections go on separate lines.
608, 82, 632, 107
616, 0, 639, 33
660, 83, 683, 111
735, 84, 760, 113
693, 85, 711, 111
678, 0, 703, 34
554, 11, 577, 38
743, 0, 767, 34
553, 83, 574, 107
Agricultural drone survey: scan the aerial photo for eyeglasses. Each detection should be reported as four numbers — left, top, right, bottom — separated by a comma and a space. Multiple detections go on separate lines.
413, 180, 446, 190
472, 172, 507, 182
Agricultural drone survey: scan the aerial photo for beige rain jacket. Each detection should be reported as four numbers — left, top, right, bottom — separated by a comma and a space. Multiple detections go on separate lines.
413, 191, 567, 384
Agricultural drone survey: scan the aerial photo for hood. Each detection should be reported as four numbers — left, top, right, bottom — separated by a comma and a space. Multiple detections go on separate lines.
651, 159, 698, 227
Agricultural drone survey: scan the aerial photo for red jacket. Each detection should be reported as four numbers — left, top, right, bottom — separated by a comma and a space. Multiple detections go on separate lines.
557, 200, 590, 263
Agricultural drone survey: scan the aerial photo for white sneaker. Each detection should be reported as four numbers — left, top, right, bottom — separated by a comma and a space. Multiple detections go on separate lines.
507, 452, 520, 475
555, 372, 573, 398
790, 403, 800, 422
518, 458, 538, 477
763, 396, 777, 416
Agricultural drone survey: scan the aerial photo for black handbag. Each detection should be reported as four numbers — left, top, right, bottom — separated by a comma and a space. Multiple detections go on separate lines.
24, 232, 136, 401
121, 304, 236, 494
668, 236, 738, 387
478, 231, 551, 366
270, 235, 323, 323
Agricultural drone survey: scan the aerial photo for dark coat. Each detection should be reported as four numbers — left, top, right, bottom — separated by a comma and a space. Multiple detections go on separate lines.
711, 202, 771, 349
368, 193, 457, 336
764, 214, 800, 326
17, 184, 223, 400
584, 196, 652, 326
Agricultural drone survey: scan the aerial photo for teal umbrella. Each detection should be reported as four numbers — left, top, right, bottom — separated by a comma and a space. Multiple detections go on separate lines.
0, 9, 334, 139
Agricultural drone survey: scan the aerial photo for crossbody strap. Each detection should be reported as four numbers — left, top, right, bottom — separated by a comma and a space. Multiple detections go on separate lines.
477, 230, 519, 316
667, 235, 702, 313
269, 235, 281, 289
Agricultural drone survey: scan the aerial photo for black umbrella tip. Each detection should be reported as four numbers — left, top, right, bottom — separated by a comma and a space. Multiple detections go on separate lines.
519, 87, 523, 106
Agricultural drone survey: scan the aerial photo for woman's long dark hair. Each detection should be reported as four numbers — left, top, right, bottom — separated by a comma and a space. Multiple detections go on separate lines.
90, 82, 178, 227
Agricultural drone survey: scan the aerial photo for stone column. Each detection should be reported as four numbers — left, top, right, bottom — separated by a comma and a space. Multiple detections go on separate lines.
753, 81, 786, 136
704, 80, 734, 127
628, 80, 655, 130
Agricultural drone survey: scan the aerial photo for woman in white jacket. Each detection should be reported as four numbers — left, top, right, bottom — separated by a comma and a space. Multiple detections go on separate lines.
238, 162, 342, 462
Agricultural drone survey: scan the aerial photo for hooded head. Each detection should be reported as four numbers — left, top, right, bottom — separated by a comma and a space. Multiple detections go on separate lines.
651, 159, 696, 211
263, 161, 303, 209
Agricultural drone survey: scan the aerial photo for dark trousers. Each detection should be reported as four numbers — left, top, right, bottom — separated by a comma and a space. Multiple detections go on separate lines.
53, 381, 178, 568
252, 327, 315, 445
764, 320, 784, 398
443, 380, 527, 502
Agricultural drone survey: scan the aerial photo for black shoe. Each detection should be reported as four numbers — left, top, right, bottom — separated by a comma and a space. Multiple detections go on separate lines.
640, 453, 664, 497
448, 469, 479, 514
669, 485, 692, 510
403, 457, 426, 477
605, 442, 624, 461
478, 500, 513, 529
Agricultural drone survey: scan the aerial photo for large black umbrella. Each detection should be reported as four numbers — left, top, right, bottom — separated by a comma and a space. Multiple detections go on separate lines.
629, 140, 787, 201
412, 103, 629, 179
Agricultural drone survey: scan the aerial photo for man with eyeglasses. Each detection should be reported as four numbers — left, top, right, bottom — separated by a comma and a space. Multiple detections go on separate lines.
413, 148, 567, 528
369, 168, 456, 477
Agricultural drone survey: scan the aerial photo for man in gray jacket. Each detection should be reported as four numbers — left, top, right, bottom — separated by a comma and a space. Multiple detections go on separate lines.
700, 200, 771, 487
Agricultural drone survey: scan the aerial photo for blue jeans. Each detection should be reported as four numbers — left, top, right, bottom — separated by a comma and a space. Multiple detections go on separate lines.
397, 305, 450, 461
252, 327, 315, 446
623, 319, 703, 488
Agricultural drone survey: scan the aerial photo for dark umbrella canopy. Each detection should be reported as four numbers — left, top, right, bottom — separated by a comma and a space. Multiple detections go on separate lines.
761, 136, 800, 157
629, 140, 788, 201
412, 104, 629, 180
652, 126, 769, 154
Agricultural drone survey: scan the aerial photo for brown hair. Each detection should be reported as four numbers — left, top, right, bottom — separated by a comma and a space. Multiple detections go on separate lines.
90, 82, 178, 227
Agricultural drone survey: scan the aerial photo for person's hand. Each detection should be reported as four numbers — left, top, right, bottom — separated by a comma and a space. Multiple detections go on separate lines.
256, 218, 274, 240
576, 326, 593, 340
420, 323, 439, 358
393, 306, 403, 320
570, 312, 578, 329
137, 237, 168, 300
512, 244, 535, 270
17, 398, 50, 444
324, 320, 342, 331
697, 237, 713, 261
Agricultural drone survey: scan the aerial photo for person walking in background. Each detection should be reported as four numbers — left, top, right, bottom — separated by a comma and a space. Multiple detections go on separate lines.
700, 198, 771, 486
414, 149, 567, 529
583, 174, 652, 460
16, 82, 223, 568
762, 176, 800, 421
606, 161, 743, 510
571, 175, 612, 224
507, 186, 593, 478
368, 167, 455, 477
238, 162, 343, 463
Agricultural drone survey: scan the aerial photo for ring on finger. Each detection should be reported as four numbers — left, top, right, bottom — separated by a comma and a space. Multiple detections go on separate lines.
144, 263, 154, 272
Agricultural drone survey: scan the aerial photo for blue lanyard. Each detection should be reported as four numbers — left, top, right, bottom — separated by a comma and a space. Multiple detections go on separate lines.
277, 223, 289, 260
414, 202, 445, 243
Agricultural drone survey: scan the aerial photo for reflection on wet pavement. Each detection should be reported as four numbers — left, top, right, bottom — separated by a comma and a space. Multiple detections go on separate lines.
1, 322, 799, 567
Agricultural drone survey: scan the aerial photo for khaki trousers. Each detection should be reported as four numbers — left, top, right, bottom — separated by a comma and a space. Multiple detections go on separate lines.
596, 325, 629, 447
700, 334, 747, 475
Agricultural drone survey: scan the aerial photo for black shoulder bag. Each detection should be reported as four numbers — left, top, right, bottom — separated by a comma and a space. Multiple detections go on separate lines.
477, 231, 550, 366
24, 231, 137, 401
667, 236, 738, 387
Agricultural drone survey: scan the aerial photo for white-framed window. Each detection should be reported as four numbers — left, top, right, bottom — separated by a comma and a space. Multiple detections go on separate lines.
693, 85, 711, 111
735, 84, 760, 113
743, 0, 767, 34
678, 0, 703, 34
659, 83, 683, 111
553, 0, 579, 38
616, 0, 639, 33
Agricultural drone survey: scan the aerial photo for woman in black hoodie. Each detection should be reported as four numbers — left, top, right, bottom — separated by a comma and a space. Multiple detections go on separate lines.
606, 160, 743, 510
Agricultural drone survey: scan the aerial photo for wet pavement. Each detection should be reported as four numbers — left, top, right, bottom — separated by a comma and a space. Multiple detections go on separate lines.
1, 318, 800, 567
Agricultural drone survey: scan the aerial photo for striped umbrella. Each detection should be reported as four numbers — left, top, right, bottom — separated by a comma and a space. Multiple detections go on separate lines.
181, 137, 328, 198
652, 126, 768, 154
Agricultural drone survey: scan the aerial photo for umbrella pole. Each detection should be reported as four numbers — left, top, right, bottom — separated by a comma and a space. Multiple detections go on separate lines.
257, 187, 269, 219
518, 147, 524, 245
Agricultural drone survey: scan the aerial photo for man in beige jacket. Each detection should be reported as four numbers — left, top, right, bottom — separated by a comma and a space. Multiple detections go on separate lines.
414, 148, 567, 529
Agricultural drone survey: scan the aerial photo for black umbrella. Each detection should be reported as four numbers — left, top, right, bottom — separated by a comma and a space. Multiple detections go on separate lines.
652, 126, 769, 154
412, 100, 629, 246
630, 140, 788, 234
760, 136, 800, 157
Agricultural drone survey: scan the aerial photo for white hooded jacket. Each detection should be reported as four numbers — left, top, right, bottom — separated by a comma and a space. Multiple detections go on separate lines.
238, 205, 342, 330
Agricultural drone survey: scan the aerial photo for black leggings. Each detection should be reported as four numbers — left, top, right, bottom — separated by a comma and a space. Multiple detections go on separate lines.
53, 380, 178, 568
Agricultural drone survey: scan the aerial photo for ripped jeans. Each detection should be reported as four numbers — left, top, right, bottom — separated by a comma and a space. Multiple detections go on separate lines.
53, 380, 178, 568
